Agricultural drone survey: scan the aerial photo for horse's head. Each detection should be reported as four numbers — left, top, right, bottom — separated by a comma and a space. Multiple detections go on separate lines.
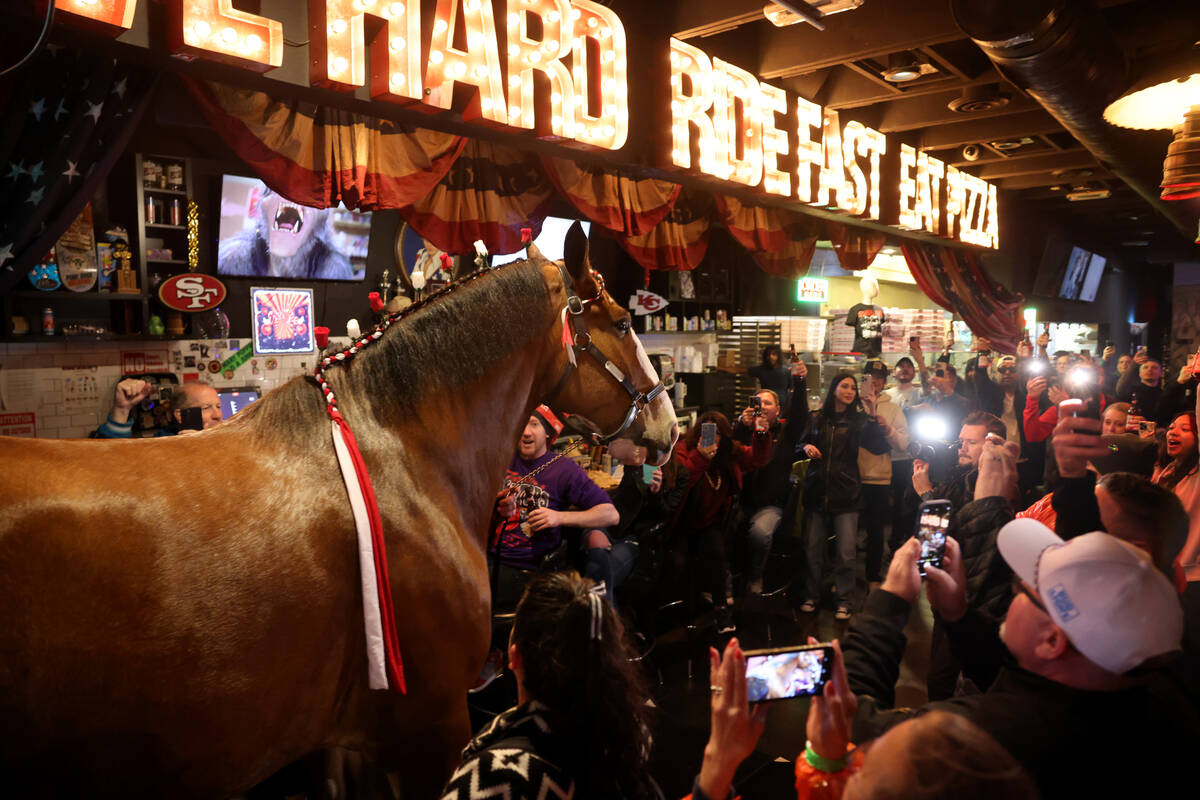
536, 224, 678, 466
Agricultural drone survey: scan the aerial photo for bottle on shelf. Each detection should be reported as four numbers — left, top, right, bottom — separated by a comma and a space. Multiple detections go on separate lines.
790, 343, 799, 363
41, 308, 54, 336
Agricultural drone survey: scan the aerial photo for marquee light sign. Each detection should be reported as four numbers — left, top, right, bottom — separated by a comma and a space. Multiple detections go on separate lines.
669, 37, 998, 248
57, 0, 627, 150
56, 2, 997, 247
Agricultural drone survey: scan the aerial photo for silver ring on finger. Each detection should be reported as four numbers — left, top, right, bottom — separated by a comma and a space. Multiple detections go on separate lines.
709, 685, 723, 695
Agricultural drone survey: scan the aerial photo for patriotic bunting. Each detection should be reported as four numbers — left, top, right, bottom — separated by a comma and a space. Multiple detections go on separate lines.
715, 196, 821, 278
541, 156, 680, 237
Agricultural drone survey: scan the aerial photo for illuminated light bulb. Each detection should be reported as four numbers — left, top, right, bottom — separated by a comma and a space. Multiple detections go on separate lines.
509, 12, 519, 25
467, 0, 480, 9
474, 64, 489, 78
330, 18, 347, 34
548, 10, 560, 22
679, 57, 690, 68
390, 73, 406, 87
221, 27, 236, 43
590, 125, 600, 138
390, 37, 406, 51
570, 7, 581, 19
600, 27, 612, 39
551, 91, 562, 104
546, 40, 559, 53
670, 53, 679, 68
389, 3, 405, 15
573, 66, 583, 79
604, 124, 615, 137
452, 61, 467, 77
672, 149, 685, 163
603, 50, 614, 63
468, 31, 483, 47
511, 106, 522, 119
671, 100, 682, 113
508, 43, 521, 56
429, 49, 444, 64
602, 79, 614, 91
433, 18, 448, 34
481, 96, 493, 110
246, 33, 262, 52
588, 17, 598, 28
332, 56, 349, 73
192, 20, 212, 39
529, 51, 542, 63
509, 74, 521, 88
552, 115, 563, 127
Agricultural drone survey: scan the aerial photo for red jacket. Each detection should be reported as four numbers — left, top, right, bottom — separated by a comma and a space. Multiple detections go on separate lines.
1023, 394, 1058, 443
674, 431, 770, 530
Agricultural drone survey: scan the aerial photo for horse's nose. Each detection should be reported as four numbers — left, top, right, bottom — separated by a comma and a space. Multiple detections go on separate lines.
669, 421, 679, 444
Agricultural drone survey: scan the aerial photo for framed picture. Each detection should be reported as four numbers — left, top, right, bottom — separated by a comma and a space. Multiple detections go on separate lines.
251, 287, 315, 354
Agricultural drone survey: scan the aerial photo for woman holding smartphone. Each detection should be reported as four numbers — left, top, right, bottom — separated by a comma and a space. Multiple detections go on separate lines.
671, 411, 771, 633
799, 372, 890, 620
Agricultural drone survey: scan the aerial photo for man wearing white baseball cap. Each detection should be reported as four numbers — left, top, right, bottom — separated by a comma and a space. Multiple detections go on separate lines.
840, 438, 1197, 799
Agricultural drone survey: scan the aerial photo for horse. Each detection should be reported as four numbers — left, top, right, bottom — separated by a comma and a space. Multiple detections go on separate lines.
0, 229, 678, 799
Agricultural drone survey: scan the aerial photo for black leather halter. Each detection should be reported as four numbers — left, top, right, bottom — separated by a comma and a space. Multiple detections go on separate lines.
543, 263, 668, 443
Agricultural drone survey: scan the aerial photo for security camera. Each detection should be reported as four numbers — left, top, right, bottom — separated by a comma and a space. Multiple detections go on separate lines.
962, 144, 981, 162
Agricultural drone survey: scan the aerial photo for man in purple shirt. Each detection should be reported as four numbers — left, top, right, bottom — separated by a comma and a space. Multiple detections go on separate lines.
493, 405, 622, 604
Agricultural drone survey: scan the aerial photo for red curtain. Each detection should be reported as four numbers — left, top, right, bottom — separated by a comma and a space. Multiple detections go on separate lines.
902, 242, 1025, 353
825, 220, 887, 271
541, 156, 680, 236
715, 196, 821, 278
184, 79, 465, 211
400, 139, 556, 255
610, 189, 715, 272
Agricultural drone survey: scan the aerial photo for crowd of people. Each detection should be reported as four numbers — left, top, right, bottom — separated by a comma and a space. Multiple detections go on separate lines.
454, 335, 1198, 799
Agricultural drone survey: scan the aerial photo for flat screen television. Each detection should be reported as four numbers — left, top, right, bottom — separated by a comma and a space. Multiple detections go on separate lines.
217, 175, 370, 281
491, 217, 592, 266
217, 386, 260, 418
1058, 246, 1107, 302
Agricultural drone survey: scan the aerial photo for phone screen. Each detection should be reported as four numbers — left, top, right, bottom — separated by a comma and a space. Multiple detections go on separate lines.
915, 500, 951, 576
642, 464, 657, 484
179, 406, 204, 431
744, 644, 833, 702
700, 422, 717, 449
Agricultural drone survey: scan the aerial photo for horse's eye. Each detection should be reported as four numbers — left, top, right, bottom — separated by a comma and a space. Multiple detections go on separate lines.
615, 318, 631, 335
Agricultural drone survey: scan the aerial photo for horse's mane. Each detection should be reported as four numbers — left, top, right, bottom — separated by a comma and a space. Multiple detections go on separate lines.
233, 259, 553, 441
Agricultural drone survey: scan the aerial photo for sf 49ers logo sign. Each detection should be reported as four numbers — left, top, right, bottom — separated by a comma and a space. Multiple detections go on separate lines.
159, 273, 227, 312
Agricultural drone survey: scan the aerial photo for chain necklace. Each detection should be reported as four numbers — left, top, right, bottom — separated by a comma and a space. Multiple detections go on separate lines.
508, 439, 589, 488
704, 470, 722, 491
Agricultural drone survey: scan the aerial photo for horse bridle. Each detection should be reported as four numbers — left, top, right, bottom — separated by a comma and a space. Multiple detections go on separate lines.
542, 263, 667, 444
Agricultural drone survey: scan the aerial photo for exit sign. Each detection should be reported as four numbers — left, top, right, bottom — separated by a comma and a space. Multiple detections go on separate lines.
797, 277, 829, 303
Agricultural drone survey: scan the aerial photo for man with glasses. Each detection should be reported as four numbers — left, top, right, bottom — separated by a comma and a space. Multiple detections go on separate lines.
91, 379, 224, 437
839, 438, 1193, 798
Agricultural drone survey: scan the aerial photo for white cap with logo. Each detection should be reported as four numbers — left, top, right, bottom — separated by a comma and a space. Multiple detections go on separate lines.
998, 519, 1183, 675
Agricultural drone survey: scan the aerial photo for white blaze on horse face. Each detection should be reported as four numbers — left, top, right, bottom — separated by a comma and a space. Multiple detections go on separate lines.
630, 332, 678, 465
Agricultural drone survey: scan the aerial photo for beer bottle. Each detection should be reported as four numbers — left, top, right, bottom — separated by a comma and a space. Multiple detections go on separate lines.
789, 343, 799, 363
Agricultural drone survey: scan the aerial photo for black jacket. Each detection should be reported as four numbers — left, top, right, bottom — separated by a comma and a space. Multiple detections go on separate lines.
949, 495, 1015, 624
735, 375, 809, 512
801, 406, 889, 514
844, 589, 1198, 799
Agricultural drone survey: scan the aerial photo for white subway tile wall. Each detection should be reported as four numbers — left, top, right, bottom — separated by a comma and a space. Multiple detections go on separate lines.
0, 337, 348, 439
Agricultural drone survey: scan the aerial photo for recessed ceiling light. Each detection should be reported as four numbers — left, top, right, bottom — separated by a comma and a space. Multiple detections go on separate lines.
882, 53, 928, 83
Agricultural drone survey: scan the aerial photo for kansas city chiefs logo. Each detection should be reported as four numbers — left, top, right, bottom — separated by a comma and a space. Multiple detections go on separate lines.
628, 290, 668, 315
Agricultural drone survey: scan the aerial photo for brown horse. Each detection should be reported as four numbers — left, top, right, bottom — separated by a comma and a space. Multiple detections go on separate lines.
0, 239, 677, 798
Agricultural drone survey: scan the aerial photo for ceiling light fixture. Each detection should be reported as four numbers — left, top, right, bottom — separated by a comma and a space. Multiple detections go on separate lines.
1103, 45, 1200, 201
881, 52, 926, 83
762, 0, 864, 30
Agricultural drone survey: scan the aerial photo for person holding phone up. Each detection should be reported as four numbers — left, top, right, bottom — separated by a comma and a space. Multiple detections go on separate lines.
798, 372, 890, 621
734, 358, 809, 597
90, 379, 223, 438
672, 411, 772, 634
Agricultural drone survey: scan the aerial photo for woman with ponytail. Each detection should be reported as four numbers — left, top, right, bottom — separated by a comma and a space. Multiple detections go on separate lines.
442, 571, 656, 798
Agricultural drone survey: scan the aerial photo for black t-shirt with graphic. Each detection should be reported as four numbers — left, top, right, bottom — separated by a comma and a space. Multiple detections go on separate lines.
846, 303, 885, 355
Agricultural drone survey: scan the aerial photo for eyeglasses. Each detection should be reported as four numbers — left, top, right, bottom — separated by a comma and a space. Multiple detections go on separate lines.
997, 365, 1017, 375
1013, 578, 1046, 614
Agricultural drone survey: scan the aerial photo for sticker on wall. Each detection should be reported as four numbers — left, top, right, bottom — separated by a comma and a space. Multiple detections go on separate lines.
251, 287, 315, 355
63, 368, 100, 409
184, 356, 196, 368
265, 358, 278, 371
207, 360, 221, 374
220, 342, 254, 374
222, 369, 234, 380
0, 412, 36, 438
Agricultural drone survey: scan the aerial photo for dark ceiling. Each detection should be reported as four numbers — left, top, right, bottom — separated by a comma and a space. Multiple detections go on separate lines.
667, 0, 1200, 260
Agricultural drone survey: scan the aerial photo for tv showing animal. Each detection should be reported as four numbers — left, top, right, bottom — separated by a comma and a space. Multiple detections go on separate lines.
217, 175, 371, 281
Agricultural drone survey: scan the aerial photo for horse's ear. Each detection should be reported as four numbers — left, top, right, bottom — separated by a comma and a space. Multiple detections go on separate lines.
563, 221, 596, 293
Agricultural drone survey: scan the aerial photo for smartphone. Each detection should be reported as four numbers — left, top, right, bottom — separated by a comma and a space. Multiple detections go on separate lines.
749, 396, 763, 414
743, 643, 834, 702
1066, 370, 1102, 420
700, 422, 717, 449
642, 464, 658, 484
1025, 360, 1047, 376
1191, 349, 1200, 376
1138, 420, 1157, 436
179, 406, 204, 431
914, 499, 951, 576
909, 336, 919, 344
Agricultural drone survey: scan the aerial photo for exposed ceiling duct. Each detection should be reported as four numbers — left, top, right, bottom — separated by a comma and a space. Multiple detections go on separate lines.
950, 0, 1197, 237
